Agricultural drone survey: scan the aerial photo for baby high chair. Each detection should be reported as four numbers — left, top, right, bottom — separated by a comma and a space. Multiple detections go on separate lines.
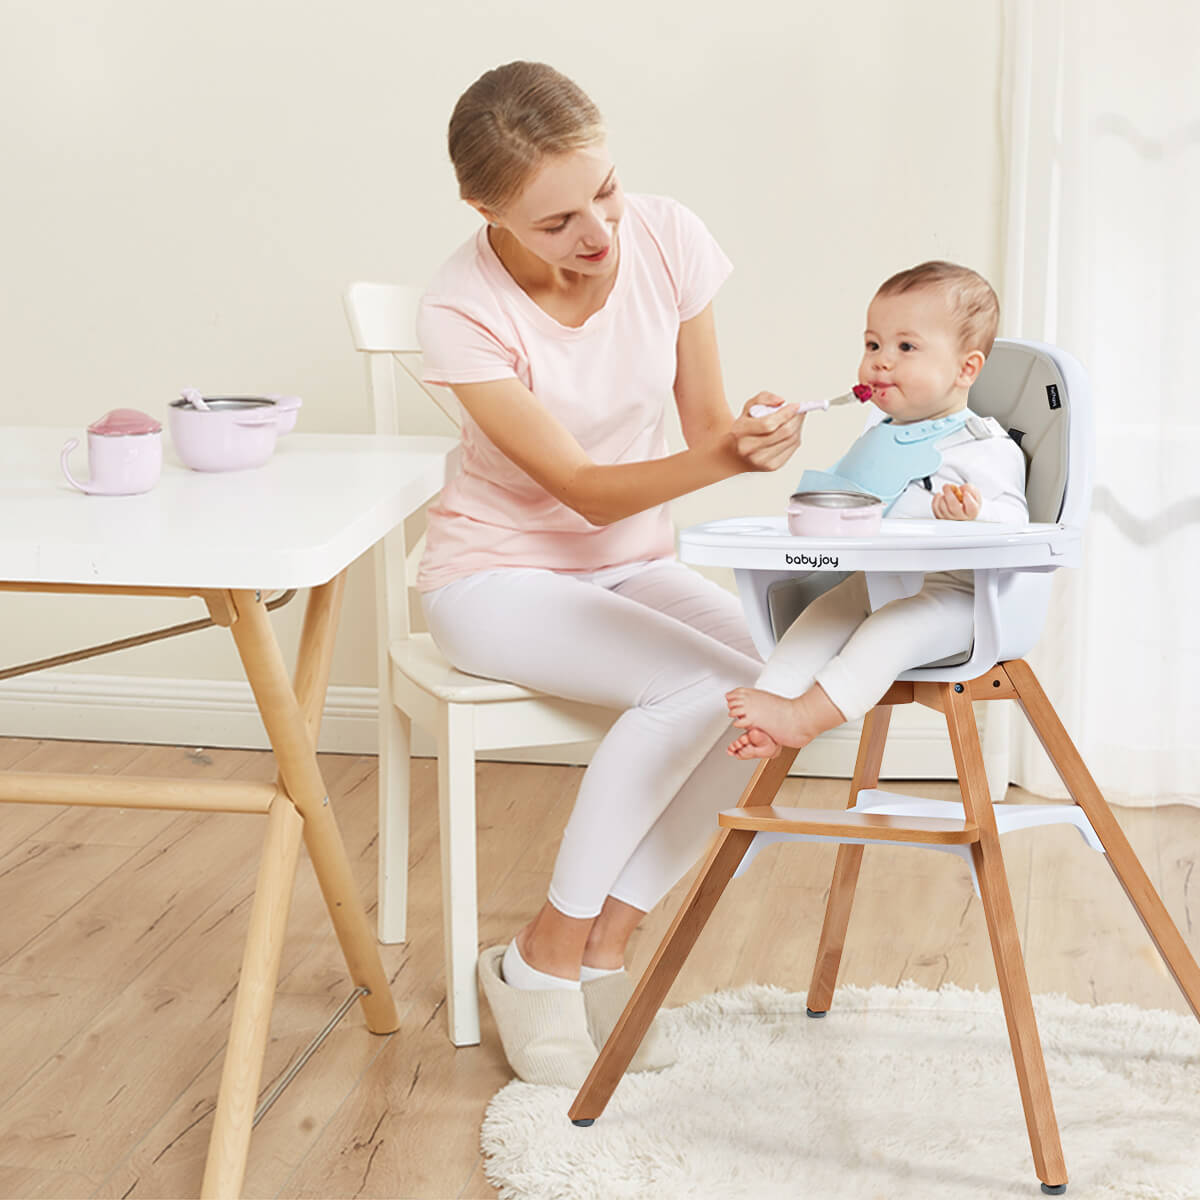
567, 339, 1200, 1195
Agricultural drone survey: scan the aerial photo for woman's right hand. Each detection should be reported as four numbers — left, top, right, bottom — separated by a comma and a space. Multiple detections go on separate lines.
731, 393, 805, 472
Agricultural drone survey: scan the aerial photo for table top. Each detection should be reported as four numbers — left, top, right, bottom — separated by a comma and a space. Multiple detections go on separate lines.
679, 515, 1081, 572
1, 428, 457, 589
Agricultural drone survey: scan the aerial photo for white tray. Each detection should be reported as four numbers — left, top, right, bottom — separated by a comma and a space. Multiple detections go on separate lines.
679, 516, 1080, 572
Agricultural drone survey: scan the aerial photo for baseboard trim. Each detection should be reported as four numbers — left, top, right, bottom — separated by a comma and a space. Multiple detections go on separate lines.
0, 671, 378, 754
0, 671, 967, 779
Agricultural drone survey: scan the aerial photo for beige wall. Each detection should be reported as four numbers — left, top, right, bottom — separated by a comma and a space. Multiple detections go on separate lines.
0, 0, 1005, 747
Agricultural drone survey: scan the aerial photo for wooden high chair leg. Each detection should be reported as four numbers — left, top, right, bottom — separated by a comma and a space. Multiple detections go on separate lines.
569, 750, 798, 1125
1005, 659, 1200, 1020
944, 682, 1068, 1191
807, 704, 894, 1014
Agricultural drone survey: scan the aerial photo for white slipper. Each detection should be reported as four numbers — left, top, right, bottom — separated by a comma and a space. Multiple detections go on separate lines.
582, 969, 677, 1072
477, 945, 596, 1088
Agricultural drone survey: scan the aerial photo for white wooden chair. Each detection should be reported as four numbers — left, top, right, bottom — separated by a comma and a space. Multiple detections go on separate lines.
343, 282, 616, 1046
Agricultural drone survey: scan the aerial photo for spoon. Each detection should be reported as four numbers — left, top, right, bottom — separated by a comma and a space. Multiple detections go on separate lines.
750, 385, 873, 419
181, 387, 211, 412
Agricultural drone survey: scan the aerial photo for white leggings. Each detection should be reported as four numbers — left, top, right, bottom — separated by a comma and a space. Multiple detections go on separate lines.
756, 571, 976, 719
422, 559, 763, 919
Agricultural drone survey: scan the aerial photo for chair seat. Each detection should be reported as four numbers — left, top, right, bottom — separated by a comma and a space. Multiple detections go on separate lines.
719, 805, 980, 844
389, 632, 549, 703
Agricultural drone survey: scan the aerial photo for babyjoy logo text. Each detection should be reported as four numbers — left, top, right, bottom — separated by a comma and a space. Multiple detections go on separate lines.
785, 552, 839, 569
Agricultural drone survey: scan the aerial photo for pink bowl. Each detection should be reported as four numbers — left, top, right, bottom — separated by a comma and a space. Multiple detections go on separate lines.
168, 395, 301, 472
787, 490, 884, 536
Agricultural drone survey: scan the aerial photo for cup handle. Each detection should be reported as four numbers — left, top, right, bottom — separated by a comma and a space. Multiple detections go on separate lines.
60, 438, 93, 493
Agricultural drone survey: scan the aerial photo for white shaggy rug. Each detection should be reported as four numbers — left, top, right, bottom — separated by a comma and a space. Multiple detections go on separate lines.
480, 983, 1200, 1200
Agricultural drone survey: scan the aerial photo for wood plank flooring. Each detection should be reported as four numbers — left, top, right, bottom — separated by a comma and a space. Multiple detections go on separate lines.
0, 736, 1196, 1198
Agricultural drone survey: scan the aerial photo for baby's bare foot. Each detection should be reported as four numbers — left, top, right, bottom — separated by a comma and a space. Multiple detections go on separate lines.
727, 726, 781, 759
726, 686, 763, 725
725, 684, 846, 750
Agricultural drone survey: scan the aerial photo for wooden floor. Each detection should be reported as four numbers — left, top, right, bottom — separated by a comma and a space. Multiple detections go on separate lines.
0, 736, 1197, 1199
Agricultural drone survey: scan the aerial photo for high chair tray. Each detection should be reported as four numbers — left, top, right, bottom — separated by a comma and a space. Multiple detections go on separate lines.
679, 516, 1080, 572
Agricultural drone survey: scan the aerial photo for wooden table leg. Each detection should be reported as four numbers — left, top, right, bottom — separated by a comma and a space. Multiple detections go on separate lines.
227, 584, 398, 1034
201, 794, 304, 1199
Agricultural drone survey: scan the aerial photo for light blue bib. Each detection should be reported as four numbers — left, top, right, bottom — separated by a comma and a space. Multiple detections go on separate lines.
794, 412, 971, 514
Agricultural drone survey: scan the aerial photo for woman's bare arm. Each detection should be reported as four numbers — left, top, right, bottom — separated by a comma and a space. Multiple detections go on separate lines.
448, 364, 803, 527
673, 303, 734, 450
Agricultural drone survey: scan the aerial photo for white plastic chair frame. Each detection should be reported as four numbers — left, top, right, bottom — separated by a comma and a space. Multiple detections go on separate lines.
344, 282, 615, 1046
567, 340, 1200, 1195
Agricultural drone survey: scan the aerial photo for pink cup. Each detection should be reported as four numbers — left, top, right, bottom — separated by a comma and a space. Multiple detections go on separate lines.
61, 409, 163, 495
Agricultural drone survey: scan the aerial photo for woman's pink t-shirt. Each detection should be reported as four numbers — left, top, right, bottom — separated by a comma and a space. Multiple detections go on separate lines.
415, 193, 732, 592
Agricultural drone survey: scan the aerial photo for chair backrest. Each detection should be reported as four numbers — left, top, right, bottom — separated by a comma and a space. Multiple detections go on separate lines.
343, 281, 460, 645
967, 338, 1092, 529
343, 281, 463, 434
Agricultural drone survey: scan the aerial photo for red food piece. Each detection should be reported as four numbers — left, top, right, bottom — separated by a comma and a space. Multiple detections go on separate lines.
851, 384, 873, 402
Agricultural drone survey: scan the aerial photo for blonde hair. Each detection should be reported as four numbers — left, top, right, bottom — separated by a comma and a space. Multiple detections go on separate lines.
876, 260, 1000, 356
447, 62, 605, 212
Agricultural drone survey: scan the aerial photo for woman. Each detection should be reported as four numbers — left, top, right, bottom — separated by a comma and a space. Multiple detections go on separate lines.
417, 61, 806, 1086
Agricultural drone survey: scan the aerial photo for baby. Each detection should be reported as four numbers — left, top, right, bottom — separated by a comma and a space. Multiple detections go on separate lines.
727, 261, 1028, 758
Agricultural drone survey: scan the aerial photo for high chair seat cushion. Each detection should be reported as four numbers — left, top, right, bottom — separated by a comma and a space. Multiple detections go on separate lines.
967, 342, 1071, 523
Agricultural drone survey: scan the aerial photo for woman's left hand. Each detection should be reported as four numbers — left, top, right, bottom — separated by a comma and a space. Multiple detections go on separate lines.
731, 393, 805, 472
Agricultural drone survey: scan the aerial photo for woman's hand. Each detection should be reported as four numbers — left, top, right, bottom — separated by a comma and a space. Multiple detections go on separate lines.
931, 482, 982, 520
730, 393, 805, 472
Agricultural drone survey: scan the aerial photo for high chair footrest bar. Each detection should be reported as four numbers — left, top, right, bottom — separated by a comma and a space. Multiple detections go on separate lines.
718, 806, 980, 845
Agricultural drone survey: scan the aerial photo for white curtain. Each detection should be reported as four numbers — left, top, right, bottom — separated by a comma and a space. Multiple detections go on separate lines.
1002, 0, 1200, 806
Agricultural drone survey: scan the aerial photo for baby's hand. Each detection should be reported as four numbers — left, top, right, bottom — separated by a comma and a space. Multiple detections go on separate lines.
931, 482, 982, 521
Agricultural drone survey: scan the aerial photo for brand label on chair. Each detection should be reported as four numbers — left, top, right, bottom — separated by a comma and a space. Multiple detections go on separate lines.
786, 552, 839, 568
1046, 383, 1061, 410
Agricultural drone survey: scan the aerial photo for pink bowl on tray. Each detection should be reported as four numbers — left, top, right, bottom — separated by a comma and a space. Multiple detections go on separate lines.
168, 394, 302, 472
787, 490, 884, 537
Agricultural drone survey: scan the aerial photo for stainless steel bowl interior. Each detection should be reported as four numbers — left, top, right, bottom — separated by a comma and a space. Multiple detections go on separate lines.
788, 489, 883, 510
169, 396, 275, 412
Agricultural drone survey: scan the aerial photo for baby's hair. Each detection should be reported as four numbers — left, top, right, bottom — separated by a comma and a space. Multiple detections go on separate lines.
447, 61, 606, 212
876, 261, 999, 356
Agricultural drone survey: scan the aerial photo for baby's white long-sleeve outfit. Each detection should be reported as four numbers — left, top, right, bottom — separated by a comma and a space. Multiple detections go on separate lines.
885, 414, 1029, 522
756, 414, 1029, 720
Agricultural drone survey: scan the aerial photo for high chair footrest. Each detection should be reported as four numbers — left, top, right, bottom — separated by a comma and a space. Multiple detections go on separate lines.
719, 806, 980, 845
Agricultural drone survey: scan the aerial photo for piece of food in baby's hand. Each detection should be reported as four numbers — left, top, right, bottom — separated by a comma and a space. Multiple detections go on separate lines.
750, 385, 873, 419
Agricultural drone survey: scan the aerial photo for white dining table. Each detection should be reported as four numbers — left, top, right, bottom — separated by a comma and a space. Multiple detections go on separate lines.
0, 426, 457, 1198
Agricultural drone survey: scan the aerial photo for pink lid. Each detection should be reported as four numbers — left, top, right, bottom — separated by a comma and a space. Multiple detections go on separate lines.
87, 408, 162, 436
